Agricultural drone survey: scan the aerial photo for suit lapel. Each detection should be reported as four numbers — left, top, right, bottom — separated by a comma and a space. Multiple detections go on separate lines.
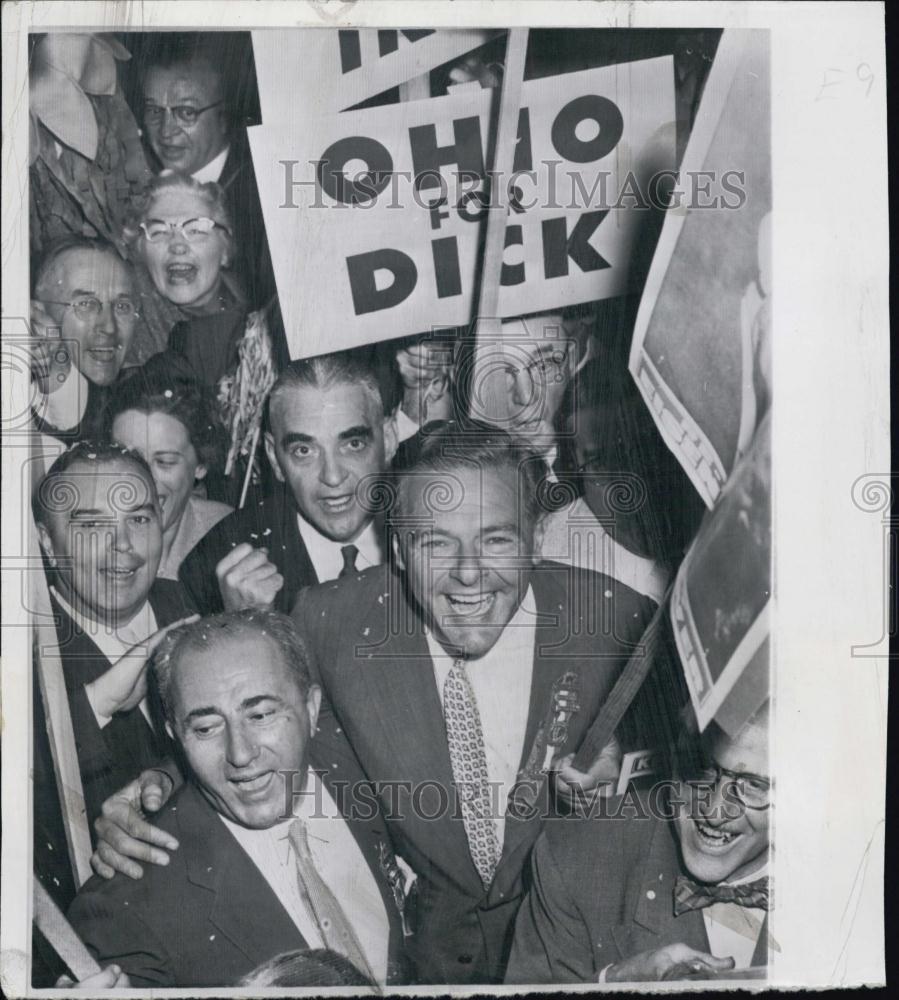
496, 569, 580, 873
351, 578, 483, 894
610, 819, 709, 960
178, 784, 306, 966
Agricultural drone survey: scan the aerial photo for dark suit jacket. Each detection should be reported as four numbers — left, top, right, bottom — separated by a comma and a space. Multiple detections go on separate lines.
68, 776, 410, 987
179, 482, 318, 616
505, 801, 768, 984
42, 585, 188, 834
292, 561, 654, 984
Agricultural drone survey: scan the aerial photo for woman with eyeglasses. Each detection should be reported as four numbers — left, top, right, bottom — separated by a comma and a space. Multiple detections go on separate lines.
128, 173, 281, 503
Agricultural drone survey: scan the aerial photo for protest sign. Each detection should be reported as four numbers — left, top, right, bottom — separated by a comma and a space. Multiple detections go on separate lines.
249, 55, 675, 358
629, 31, 771, 508
252, 29, 503, 117
671, 412, 771, 735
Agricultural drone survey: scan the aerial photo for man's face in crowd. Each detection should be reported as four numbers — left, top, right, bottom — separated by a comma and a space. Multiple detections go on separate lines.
112, 409, 206, 536
396, 464, 543, 659
36, 457, 163, 627
169, 632, 321, 829
674, 719, 770, 885
37, 249, 137, 387
503, 314, 575, 447
143, 61, 229, 176
265, 380, 398, 543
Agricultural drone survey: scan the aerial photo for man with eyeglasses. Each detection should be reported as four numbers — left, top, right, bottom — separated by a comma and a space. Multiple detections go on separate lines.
506, 703, 772, 983
30, 237, 139, 461
140, 36, 275, 309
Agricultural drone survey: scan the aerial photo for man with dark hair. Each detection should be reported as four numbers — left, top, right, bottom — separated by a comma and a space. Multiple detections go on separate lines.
32, 442, 193, 831
30, 237, 139, 451
138, 33, 275, 309
505, 706, 771, 984
67, 610, 409, 987
84, 422, 654, 983
282, 422, 655, 983
179, 346, 401, 616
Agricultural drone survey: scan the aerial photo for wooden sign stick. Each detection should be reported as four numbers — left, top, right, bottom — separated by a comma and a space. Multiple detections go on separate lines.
33, 875, 101, 982
469, 28, 529, 419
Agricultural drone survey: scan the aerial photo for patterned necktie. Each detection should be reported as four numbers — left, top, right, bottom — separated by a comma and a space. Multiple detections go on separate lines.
339, 544, 359, 578
673, 875, 770, 915
443, 658, 501, 889
287, 818, 376, 982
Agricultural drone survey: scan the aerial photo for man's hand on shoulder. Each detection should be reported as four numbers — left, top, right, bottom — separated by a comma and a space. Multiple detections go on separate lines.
605, 943, 735, 982
92, 770, 180, 880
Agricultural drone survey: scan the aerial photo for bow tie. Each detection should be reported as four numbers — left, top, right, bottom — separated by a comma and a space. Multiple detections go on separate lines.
673, 875, 770, 915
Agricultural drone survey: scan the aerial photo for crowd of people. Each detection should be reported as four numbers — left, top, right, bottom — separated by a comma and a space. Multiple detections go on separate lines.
29, 30, 769, 990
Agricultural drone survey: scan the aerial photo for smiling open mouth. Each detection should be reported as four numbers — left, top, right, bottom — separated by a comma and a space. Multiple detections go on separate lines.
444, 593, 496, 619
694, 819, 739, 847
229, 772, 274, 794
166, 262, 198, 284
87, 347, 118, 363
320, 495, 353, 513
101, 567, 138, 580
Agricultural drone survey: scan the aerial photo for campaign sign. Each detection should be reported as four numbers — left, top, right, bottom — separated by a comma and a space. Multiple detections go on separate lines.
252, 29, 503, 117
249, 56, 675, 359
630, 31, 771, 508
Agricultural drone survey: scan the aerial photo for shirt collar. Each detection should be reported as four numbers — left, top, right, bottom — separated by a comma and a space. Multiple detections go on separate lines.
190, 145, 230, 184
295, 512, 381, 569
49, 585, 156, 661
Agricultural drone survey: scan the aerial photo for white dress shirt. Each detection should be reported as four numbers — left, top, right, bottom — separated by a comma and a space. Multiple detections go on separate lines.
425, 588, 537, 848
702, 864, 770, 969
50, 587, 158, 729
295, 514, 383, 583
219, 769, 389, 984
190, 145, 230, 184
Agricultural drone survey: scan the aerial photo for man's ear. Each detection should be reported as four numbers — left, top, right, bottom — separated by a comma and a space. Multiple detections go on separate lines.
36, 521, 57, 566
531, 515, 547, 565
263, 432, 285, 483
383, 411, 399, 465
305, 683, 322, 734
194, 463, 208, 483
392, 531, 405, 573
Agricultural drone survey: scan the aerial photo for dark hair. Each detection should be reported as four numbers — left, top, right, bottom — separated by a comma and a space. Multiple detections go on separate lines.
390, 420, 549, 528
237, 948, 375, 988
107, 369, 227, 473
33, 236, 130, 299
264, 345, 401, 433
152, 609, 314, 724
32, 440, 156, 528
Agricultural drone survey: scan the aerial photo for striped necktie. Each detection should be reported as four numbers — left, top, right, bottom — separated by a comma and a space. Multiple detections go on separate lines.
288, 818, 376, 982
443, 658, 501, 888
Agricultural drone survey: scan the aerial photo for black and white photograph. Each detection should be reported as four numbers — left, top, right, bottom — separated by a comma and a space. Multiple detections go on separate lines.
0, 1, 889, 994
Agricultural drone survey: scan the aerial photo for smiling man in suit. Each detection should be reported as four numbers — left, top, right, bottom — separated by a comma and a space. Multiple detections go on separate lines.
505, 704, 772, 984
67, 609, 409, 987
290, 422, 655, 983
82, 423, 653, 984
178, 347, 401, 616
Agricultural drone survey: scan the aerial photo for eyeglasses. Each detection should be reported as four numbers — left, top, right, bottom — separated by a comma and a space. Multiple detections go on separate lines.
142, 101, 223, 127
139, 217, 231, 244
506, 345, 571, 385
42, 297, 138, 321
682, 762, 772, 811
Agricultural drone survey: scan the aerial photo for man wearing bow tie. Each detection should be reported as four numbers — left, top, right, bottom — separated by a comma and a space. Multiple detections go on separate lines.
505, 702, 771, 983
